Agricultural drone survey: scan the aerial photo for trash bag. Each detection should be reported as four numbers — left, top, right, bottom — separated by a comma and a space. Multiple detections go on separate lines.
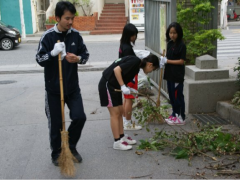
138, 73, 154, 95
134, 50, 150, 59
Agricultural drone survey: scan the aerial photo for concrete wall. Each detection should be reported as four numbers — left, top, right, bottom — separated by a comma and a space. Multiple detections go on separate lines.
0, 0, 33, 34
31, 0, 37, 33
125, 0, 129, 17
105, 0, 124, 3
23, 0, 33, 34
46, 0, 127, 20
184, 77, 239, 113
219, 0, 228, 29
46, 0, 56, 19
0, 0, 21, 32
184, 55, 239, 113
47, 0, 100, 18
95, 0, 104, 19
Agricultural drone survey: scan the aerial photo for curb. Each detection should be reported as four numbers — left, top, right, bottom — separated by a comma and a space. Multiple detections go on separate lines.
21, 40, 40, 44
228, 22, 240, 26
216, 101, 240, 126
0, 65, 107, 75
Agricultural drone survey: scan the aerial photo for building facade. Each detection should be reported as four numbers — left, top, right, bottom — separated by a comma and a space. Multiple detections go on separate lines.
0, 0, 129, 34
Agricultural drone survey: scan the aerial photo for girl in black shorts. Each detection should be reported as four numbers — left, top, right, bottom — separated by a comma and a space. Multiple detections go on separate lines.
98, 54, 159, 150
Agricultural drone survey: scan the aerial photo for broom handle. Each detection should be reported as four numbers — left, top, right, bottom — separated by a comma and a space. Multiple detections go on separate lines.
58, 40, 65, 131
156, 49, 166, 107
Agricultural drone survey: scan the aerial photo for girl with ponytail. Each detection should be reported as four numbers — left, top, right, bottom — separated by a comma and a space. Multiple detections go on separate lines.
98, 54, 159, 151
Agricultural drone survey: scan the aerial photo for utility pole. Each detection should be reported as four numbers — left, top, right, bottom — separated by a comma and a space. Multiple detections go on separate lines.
19, 0, 26, 38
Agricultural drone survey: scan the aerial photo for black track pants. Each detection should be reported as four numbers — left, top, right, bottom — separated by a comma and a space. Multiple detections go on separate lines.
45, 90, 86, 159
167, 81, 185, 120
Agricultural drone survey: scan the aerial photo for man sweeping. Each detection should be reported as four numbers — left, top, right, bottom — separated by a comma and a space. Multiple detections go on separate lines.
36, 1, 89, 167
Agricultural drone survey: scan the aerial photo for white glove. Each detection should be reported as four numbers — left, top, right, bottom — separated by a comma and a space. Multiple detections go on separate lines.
129, 88, 138, 98
61, 45, 66, 60
134, 50, 150, 59
160, 56, 167, 68
121, 85, 131, 95
51, 42, 65, 57
129, 88, 138, 94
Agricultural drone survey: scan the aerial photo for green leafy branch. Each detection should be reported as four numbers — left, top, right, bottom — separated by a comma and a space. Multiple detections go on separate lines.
133, 98, 170, 132
137, 124, 240, 162
177, 0, 225, 64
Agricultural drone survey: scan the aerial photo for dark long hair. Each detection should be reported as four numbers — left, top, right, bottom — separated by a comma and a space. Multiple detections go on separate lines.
166, 22, 183, 44
55, 1, 76, 19
140, 54, 160, 70
120, 23, 138, 46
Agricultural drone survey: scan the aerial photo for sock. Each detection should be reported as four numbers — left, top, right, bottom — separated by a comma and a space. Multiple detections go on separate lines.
123, 116, 128, 124
120, 134, 124, 139
114, 138, 120, 142
125, 119, 131, 125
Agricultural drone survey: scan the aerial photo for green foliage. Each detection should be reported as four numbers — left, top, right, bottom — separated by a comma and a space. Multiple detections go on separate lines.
177, 0, 225, 64
45, 19, 57, 24
137, 125, 240, 161
234, 57, 240, 86
232, 91, 240, 109
61, 0, 93, 16
232, 58, 240, 109
133, 99, 170, 131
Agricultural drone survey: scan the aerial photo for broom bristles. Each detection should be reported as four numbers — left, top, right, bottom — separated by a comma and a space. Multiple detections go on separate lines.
58, 130, 77, 177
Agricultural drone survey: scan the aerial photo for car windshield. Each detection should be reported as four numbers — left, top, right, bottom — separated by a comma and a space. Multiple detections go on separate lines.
0, 20, 7, 27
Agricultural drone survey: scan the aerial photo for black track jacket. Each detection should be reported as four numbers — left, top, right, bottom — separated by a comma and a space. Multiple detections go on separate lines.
36, 25, 89, 95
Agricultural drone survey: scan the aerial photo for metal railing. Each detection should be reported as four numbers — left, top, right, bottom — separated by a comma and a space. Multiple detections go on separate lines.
145, 0, 173, 99
144, 0, 218, 100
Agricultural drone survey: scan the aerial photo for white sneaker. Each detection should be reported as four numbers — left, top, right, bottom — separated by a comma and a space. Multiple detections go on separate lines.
165, 115, 174, 122
124, 122, 142, 130
121, 134, 137, 145
113, 140, 132, 150
166, 114, 185, 126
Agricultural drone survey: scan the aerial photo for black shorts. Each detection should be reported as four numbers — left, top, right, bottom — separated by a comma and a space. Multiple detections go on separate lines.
98, 77, 122, 107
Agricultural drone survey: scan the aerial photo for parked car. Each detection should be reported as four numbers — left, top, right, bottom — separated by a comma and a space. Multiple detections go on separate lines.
0, 20, 21, 50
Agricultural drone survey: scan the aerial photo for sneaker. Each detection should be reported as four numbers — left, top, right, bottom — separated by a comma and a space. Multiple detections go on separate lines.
121, 134, 137, 145
70, 149, 82, 163
165, 115, 174, 122
52, 157, 59, 166
113, 140, 132, 150
124, 122, 142, 130
166, 114, 185, 126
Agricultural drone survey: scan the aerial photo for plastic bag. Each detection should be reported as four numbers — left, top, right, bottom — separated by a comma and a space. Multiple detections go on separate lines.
138, 73, 154, 95
134, 50, 150, 59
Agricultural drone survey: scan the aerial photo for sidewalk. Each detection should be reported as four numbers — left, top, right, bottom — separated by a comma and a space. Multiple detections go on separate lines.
1, 70, 239, 179
227, 20, 240, 26
1, 31, 240, 179
22, 31, 145, 43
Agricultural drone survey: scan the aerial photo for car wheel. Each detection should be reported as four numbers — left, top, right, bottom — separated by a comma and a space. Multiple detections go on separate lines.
0, 38, 13, 50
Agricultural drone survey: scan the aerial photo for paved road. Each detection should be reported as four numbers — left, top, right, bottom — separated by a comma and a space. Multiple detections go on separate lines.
0, 40, 145, 66
218, 28, 240, 58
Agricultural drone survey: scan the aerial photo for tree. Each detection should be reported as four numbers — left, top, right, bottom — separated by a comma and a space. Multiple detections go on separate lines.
62, 0, 93, 16
177, 0, 225, 64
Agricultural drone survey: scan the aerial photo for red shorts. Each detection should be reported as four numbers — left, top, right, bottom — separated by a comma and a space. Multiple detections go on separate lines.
124, 74, 138, 99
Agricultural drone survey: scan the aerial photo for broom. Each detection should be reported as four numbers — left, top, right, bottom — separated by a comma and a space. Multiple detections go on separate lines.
57, 40, 76, 177
156, 49, 166, 107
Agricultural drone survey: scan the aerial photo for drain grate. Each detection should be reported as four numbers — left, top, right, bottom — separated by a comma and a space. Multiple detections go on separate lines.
0, 80, 17, 85
192, 114, 230, 125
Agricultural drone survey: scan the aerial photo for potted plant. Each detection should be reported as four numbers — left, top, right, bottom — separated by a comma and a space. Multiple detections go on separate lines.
45, 19, 57, 30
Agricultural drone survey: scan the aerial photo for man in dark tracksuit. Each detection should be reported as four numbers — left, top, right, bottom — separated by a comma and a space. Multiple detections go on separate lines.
36, 1, 89, 166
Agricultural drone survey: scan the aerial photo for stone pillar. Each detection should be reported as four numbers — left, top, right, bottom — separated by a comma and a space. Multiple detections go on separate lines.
184, 54, 238, 113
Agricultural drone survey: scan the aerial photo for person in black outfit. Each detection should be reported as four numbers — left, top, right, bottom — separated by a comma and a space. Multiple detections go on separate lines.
159, 22, 186, 125
98, 55, 159, 150
36, 1, 89, 166
119, 23, 142, 131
